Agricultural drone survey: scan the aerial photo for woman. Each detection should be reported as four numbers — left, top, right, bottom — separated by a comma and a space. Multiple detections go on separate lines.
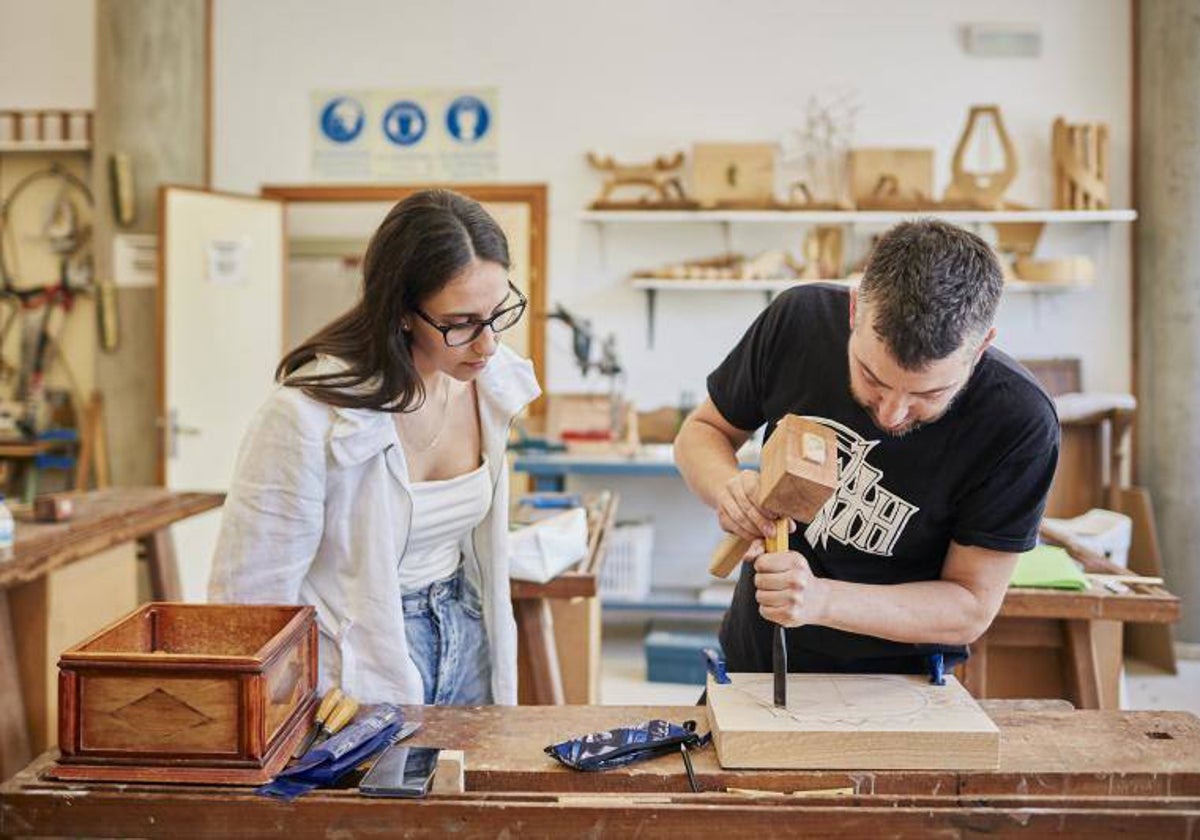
209, 189, 540, 706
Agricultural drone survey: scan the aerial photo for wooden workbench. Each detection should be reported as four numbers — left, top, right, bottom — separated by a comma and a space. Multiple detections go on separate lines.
3, 701, 1198, 836
968, 560, 1179, 710
0, 488, 225, 782
512, 491, 618, 704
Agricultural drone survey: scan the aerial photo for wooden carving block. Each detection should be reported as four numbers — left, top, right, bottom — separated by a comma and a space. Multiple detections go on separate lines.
707, 672, 999, 770
692, 143, 778, 208
51, 602, 318, 785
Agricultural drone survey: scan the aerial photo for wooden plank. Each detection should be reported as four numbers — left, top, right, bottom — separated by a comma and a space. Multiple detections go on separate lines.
142, 528, 182, 602
549, 596, 600, 705
706, 674, 999, 770
0, 594, 32, 781
999, 582, 1178, 622
513, 599, 564, 704
1065, 620, 1105, 710
5, 704, 1200, 800
3, 790, 1199, 839
1119, 485, 1177, 672
961, 633, 988, 696
510, 572, 596, 600
2, 489, 224, 590
8, 543, 139, 752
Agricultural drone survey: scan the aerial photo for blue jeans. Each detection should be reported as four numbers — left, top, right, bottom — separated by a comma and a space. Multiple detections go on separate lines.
402, 568, 493, 705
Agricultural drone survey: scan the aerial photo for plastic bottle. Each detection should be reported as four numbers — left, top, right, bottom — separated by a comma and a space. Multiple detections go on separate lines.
0, 494, 14, 561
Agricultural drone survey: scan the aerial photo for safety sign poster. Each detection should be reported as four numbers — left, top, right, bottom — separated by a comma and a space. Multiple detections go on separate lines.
312, 88, 497, 180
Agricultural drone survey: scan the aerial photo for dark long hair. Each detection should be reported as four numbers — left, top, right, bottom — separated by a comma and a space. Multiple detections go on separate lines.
277, 189, 510, 411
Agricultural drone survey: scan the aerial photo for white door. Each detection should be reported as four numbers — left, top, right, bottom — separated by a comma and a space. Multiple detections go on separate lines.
158, 186, 284, 600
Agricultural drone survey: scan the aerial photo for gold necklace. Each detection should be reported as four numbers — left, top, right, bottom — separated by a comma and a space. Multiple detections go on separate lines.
402, 378, 450, 452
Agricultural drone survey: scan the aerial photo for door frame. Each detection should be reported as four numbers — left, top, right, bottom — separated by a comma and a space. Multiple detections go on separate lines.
259, 183, 548, 415
155, 184, 286, 484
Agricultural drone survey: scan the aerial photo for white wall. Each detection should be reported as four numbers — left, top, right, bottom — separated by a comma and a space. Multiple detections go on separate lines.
214, 0, 1132, 396
213, 0, 1133, 592
0, 0, 94, 108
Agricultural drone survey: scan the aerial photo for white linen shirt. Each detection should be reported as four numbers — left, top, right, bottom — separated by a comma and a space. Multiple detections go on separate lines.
208, 344, 540, 705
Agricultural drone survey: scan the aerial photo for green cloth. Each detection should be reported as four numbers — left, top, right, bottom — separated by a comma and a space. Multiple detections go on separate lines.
1009, 544, 1088, 590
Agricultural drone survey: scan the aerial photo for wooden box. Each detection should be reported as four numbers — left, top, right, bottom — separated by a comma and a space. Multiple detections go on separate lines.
51, 602, 318, 785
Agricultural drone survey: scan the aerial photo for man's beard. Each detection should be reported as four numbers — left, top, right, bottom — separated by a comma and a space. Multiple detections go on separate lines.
848, 381, 965, 438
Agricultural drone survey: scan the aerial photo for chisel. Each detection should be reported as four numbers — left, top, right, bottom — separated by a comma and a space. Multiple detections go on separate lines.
294, 687, 344, 758
768, 518, 789, 708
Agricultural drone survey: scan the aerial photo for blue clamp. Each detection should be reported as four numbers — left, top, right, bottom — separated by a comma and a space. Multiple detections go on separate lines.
928, 652, 946, 686
703, 647, 730, 684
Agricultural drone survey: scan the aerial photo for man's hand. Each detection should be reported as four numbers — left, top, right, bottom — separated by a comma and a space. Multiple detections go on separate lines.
753, 550, 827, 628
715, 469, 777, 542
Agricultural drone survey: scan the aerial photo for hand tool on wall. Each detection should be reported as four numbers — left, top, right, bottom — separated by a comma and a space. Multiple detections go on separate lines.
709, 415, 840, 708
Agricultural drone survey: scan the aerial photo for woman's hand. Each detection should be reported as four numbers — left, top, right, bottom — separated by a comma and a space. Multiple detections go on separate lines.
715, 469, 777, 542
753, 549, 827, 628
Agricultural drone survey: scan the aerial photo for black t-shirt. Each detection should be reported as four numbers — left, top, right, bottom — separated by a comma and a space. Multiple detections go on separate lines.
707, 284, 1060, 672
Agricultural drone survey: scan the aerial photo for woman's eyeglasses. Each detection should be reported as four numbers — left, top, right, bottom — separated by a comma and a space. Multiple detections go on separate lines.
412, 281, 528, 348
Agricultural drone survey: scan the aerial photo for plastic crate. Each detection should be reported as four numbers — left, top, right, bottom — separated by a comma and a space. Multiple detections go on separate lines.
599, 520, 654, 600
645, 630, 722, 685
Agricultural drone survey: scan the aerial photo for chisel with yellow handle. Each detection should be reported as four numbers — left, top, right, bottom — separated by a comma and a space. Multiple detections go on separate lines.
293, 687, 344, 758
315, 694, 360, 745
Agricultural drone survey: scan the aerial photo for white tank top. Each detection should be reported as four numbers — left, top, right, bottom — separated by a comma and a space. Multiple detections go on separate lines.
399, 458, 491, 592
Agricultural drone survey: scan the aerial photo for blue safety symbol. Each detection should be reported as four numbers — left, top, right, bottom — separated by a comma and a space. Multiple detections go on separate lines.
382, 101, 427, 146
320, 97, 365, 144
445, 95, 490, 144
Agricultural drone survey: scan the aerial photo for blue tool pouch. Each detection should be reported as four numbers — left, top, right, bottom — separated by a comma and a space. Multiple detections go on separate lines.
544, 719, 708, 772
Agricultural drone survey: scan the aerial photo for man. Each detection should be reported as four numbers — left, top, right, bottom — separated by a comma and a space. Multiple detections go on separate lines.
675, 219, 1059, 675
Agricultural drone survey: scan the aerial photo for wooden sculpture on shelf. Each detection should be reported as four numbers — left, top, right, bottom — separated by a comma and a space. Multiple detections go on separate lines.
1053, 117, 1110, 210
634, 250, 803, 281
943, 105, 1018, 210
800, 226, 844, 280
586, 150, 696, 209
847, 148, 935, 210
692, 143, 779, 209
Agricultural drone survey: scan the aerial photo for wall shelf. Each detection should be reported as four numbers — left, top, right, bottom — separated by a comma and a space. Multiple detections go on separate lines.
630, 277, 1091, 346
583, 208, 1138, 224
585, 205, 1130, 347
0, 110, 94, 154
0, 140, 91, 154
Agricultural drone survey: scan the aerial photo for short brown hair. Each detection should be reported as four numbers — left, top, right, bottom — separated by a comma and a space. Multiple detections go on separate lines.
856, 219, 1002, 369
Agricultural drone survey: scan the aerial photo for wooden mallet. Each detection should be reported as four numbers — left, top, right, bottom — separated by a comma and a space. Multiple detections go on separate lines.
709, 415, 839, 707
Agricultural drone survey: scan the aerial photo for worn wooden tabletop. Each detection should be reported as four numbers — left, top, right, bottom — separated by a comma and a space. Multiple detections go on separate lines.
4, 702, 1200, 837
1, 487, 224, 589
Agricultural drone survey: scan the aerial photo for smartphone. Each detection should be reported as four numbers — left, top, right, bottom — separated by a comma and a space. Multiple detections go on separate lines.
359, 743, 441, 798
